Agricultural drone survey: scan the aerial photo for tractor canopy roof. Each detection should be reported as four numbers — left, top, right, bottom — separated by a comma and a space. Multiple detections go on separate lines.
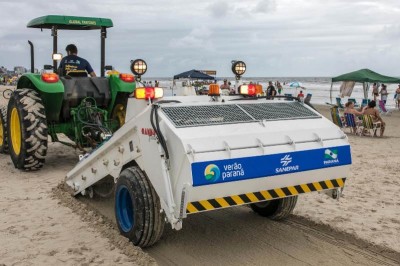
27, 15, 113, 30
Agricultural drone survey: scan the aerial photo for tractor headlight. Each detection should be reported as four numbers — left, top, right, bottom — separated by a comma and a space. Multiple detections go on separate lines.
130, 59, 147, 76
52, 53, 63, 61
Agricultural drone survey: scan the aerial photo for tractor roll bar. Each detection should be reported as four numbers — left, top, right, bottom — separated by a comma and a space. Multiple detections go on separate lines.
47, 25, 107, 76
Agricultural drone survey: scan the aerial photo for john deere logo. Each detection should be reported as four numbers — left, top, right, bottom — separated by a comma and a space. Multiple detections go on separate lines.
324, 149, 339, 164
204, 164, 220, 182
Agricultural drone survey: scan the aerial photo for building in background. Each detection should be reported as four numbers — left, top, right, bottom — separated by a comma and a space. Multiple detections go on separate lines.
14, 66, 27, 75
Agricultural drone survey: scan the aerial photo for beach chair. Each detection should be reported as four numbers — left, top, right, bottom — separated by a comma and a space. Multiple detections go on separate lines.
284, 93, 293, 101
378, 100, 392, 116
304, 93, 312, 104
336, 97, 344, 109
361, 115, 382, 137
330, 106, 344, 129
344, 113, 362, 135
361, 99, 370, 107
348, 98, 360, 108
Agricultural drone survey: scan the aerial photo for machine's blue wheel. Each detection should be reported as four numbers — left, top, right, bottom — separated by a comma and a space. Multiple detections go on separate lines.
115, 166, 165, 247
115, 185, 134, 232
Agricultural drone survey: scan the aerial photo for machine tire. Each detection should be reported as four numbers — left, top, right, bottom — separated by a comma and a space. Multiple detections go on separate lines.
0, 105, 8, 153
7, 88, 48, 170
115, 166, 165, 247
93, 175, 115, 198
250, 196, 298, 220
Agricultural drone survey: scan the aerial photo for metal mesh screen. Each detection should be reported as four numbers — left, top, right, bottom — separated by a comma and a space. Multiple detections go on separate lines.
238, 102, 318, 121
161, 102, 320, 128
161, 105, 253, 128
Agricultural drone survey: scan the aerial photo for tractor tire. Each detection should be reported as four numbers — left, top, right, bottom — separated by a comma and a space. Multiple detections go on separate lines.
7, 88, 48, 171
0, 105, 8, 153
115, 166, 165, 247
250, 196, 298, 220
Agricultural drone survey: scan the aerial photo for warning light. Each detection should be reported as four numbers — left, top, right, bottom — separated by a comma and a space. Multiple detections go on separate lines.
135, 87, 163, 100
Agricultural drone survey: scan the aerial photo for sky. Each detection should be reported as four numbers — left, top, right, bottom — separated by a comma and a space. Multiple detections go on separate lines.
0, 0, 399, 77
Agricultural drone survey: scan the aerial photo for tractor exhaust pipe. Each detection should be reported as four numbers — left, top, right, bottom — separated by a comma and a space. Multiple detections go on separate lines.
28, 40, 34, 73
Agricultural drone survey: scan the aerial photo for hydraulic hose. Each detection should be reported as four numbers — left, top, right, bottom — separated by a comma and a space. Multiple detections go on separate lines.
150, 104, 170, 160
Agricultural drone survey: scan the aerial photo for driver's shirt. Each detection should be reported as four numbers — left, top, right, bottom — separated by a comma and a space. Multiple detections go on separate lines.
58, 55, 94, 75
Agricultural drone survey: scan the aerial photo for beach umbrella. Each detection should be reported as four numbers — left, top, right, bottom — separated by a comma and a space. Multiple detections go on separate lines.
289, 81, 302, 88
288, 81, 306, 90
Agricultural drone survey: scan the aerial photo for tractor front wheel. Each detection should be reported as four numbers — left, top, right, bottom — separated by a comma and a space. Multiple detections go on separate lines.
115, 166, 165, 247
250, 196, 298, 220
7, 88, 48, 170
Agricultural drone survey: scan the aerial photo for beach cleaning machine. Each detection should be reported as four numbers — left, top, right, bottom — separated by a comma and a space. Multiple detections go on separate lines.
65, 61, 352, 247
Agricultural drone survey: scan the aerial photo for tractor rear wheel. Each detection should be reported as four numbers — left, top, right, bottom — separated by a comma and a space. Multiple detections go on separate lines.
250, 196, 298, 220
115, 166, 165, 247
0, 106, 8, 153
7, 88, 48, 170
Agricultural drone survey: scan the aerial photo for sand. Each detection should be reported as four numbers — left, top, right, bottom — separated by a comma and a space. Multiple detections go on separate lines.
294, 104, 400, 253
0, 84, 399, 264
0, 86, 155, 265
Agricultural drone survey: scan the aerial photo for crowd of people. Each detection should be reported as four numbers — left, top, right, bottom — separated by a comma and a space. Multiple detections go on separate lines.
218, 80, 296, 98
339, 82, 398, 138
371, 82, 400, 109
0, 75, 18, 85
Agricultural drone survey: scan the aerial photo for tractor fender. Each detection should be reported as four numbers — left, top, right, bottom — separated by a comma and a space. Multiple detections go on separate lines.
17, 73, 64, 93
17, 73, 65, 122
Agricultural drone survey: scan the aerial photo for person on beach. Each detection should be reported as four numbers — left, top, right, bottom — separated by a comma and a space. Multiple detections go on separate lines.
379, 84, 388, 104
363, 100, 386, 137
297, 90, 304, 101
276, 81, 283, 95
344, 101, 364, 116
372, 83, 379, 101
220, 79, 230, 90
266, 81, 276, 99
266, 81, 276, 98
58, 44, 96, 77
344, 101, 364, 134
395, 85, 400, 109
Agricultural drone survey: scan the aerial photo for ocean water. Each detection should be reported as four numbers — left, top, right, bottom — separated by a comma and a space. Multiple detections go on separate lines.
146, 77, 399, 107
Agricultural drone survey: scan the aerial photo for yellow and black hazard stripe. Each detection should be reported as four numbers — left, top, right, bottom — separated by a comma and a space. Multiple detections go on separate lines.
186, 177, 346, 214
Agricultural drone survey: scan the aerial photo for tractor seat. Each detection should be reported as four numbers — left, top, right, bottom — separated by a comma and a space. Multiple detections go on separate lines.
65, 70, 88, 78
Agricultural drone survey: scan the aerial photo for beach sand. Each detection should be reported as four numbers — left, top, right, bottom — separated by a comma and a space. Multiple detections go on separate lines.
0, 86, 155, 265
0, 85, 399, 264
294, 104, 400, 253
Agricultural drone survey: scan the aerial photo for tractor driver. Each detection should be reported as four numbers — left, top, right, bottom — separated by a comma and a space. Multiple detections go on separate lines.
58, 44, 96, 77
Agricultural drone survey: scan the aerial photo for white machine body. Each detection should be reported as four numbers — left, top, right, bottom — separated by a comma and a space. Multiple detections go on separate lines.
65, 95, 351, 230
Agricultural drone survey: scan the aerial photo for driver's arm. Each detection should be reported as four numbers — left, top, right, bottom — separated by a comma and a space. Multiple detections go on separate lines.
86, 62, 96, 77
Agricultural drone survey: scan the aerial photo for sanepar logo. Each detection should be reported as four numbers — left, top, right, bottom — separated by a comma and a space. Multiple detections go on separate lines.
204, 164, 220, 182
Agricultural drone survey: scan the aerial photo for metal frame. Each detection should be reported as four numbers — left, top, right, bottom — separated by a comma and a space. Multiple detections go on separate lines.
48, 25, 107, 77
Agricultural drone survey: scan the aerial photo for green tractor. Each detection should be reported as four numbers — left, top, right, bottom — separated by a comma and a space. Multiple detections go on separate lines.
0, 15, 146, 171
